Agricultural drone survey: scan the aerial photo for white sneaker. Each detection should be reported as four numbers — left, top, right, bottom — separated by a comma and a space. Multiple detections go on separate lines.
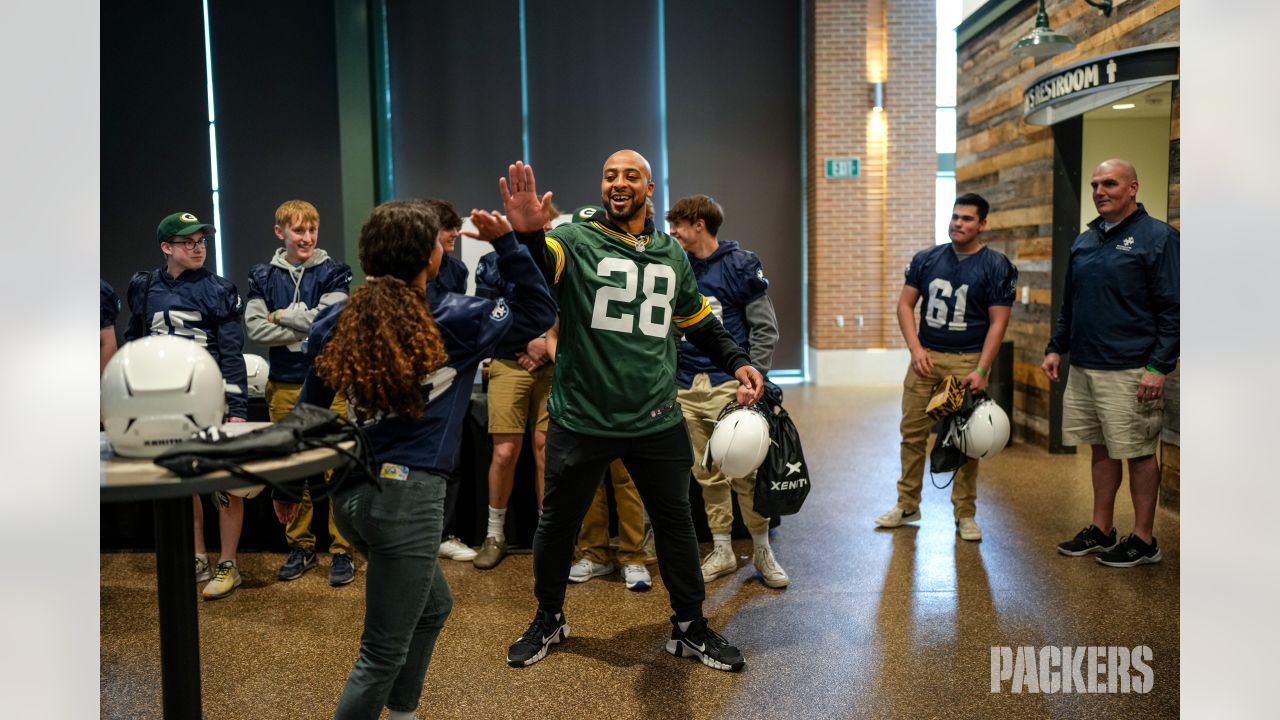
957, 517, 982, 541
201, 560, 241, 600
438, 536, 477, 561
752, 545, 790, 588
701, 543, 737, 582
622, 564, 651, 591
568, 558, 615, 583
875, 505, 921, 528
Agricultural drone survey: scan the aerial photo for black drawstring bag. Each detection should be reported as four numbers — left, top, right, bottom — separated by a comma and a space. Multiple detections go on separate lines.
153, 403, 377, 502
928, 389, 983, 487
752, 382, 812, 517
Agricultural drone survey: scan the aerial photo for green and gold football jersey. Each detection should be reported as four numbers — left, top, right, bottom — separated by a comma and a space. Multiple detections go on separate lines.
543, 220, 716, 437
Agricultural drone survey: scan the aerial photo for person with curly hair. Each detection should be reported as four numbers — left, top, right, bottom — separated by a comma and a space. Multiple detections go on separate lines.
278, 199, 556, 720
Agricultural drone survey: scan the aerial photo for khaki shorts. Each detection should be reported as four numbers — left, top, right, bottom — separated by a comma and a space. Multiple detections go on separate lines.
1062, 366, 1162, 459
487, 358, 552, 433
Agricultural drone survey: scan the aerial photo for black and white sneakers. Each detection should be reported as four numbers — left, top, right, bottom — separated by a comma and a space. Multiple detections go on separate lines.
665, 617, 746, 672
1059, 526, 1161, 566
1056, 525, 1118, 556
1096, 534, 1162, 567
508, 610, 746, 672
507, 609, 569, 667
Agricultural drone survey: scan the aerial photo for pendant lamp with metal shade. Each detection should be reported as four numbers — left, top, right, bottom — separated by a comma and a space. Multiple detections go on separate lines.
1013, 0, 1113, 58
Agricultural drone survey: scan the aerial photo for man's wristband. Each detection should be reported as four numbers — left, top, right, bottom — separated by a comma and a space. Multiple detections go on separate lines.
975, 367, 988, 377
1145, 365, 1165, 376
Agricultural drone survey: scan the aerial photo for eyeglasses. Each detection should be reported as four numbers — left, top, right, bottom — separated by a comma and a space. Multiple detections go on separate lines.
166, 237, 207, 251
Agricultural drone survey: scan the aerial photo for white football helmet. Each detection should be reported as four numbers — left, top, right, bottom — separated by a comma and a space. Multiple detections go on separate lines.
707, 406, 772, 478
956, 398, 1011, 459
101, 335, 226, 458
243, 353, 269, 398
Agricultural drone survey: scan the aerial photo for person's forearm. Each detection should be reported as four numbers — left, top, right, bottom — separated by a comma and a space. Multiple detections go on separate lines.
495, 234, 557, 340
275, 291, 349, 333
744, 295, 779, 374
897, 301, 923, 352
975, 312, 1010, 373
245, 298, 306, 345
514, 229, 552, 283
297, 367, 338, 411
685, 318, 750, 377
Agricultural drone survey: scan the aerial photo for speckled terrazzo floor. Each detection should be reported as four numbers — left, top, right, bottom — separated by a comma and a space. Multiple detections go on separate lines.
100, 385, 1179, 719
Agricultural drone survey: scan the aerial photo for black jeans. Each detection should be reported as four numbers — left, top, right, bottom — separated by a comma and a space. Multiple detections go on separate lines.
534, 420, 704, 622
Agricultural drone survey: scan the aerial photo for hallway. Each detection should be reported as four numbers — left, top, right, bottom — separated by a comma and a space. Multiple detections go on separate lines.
100, 385, 1179, 719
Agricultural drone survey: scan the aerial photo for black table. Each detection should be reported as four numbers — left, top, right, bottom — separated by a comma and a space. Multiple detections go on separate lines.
100, 424, 351, 720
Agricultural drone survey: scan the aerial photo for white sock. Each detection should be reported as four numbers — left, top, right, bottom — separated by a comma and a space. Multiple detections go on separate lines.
751, 532, 770, 550
487, 506, 507, 542
712, 533, 731, 549
387, 710, 418, 720
677, 619, 693, 632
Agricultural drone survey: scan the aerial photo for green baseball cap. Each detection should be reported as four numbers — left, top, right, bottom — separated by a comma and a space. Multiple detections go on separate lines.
156, 212, 216, 243
571, 205, 603, 224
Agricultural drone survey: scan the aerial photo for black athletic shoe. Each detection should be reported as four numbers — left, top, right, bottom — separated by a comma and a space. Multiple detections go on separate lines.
665, 617, 745, 672
1096, 534, 1162, 567
277, 547, 317, 580
507, 609, 569, 668
1056, 525, 1118, 556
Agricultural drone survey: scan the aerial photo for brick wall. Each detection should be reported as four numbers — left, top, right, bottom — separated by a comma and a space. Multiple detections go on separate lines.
956, 0, 1179, 446
808, 0, 936, 354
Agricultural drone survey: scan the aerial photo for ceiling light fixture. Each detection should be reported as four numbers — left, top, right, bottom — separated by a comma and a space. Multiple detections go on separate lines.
1013, 0, 1114, 59
1111, 103, 1136, 110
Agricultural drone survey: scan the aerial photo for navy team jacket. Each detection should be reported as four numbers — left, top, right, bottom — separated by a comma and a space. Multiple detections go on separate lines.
298, 234, 555, 474
125, 267, 248, 419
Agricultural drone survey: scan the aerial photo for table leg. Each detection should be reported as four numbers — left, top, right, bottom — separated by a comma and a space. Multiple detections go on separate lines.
153, 496, 202, 719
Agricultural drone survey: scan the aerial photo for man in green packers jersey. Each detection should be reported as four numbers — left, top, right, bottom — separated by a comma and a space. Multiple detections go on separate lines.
500, 150, 765, 672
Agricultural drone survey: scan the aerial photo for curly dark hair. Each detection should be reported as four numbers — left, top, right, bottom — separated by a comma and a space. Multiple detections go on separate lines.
314, 201, 449, 420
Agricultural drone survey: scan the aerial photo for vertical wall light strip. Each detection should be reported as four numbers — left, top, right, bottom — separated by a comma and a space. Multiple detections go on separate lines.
798, 0, 810, 382
519, 0, 531, 163
200, 0, 225, 277
372, 0, 395, 201
656, 0, 670, 221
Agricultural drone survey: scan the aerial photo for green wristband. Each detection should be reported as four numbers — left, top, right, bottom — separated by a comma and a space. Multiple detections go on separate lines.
1145, 365, 1165, 376
975, 367, 988, 376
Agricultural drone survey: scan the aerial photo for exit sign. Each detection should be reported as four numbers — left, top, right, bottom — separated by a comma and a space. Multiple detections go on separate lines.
825, 157, 860, 179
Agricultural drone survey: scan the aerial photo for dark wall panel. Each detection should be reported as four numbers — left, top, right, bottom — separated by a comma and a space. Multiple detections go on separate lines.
209, 0, 347, 325
101, 0, 214, 329
666, 0, 803, 371
388, 0, 523, 212
524, 0, 666, 212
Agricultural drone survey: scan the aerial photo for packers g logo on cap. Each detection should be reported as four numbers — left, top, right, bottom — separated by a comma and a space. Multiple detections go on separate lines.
180, 213, 200, 223
572, 206, 601, 224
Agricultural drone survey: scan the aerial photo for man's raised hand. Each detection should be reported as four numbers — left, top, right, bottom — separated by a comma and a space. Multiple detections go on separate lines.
499, 161, 554, 233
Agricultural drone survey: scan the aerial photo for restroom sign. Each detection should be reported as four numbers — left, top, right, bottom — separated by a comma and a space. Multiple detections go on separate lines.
825, 158, 860, 179
1022, 43, 1179, 125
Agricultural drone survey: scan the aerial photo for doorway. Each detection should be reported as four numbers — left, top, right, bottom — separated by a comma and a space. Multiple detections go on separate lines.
1079, 82, 1173, 226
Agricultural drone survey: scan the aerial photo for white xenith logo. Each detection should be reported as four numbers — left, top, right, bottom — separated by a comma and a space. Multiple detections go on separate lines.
991, 645, 1153, 694
770, 477, 808, 491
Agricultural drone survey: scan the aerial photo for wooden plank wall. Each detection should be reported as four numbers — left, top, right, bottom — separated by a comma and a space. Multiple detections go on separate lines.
956, 0, 1180, 448
1159, 79, 1180, 510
